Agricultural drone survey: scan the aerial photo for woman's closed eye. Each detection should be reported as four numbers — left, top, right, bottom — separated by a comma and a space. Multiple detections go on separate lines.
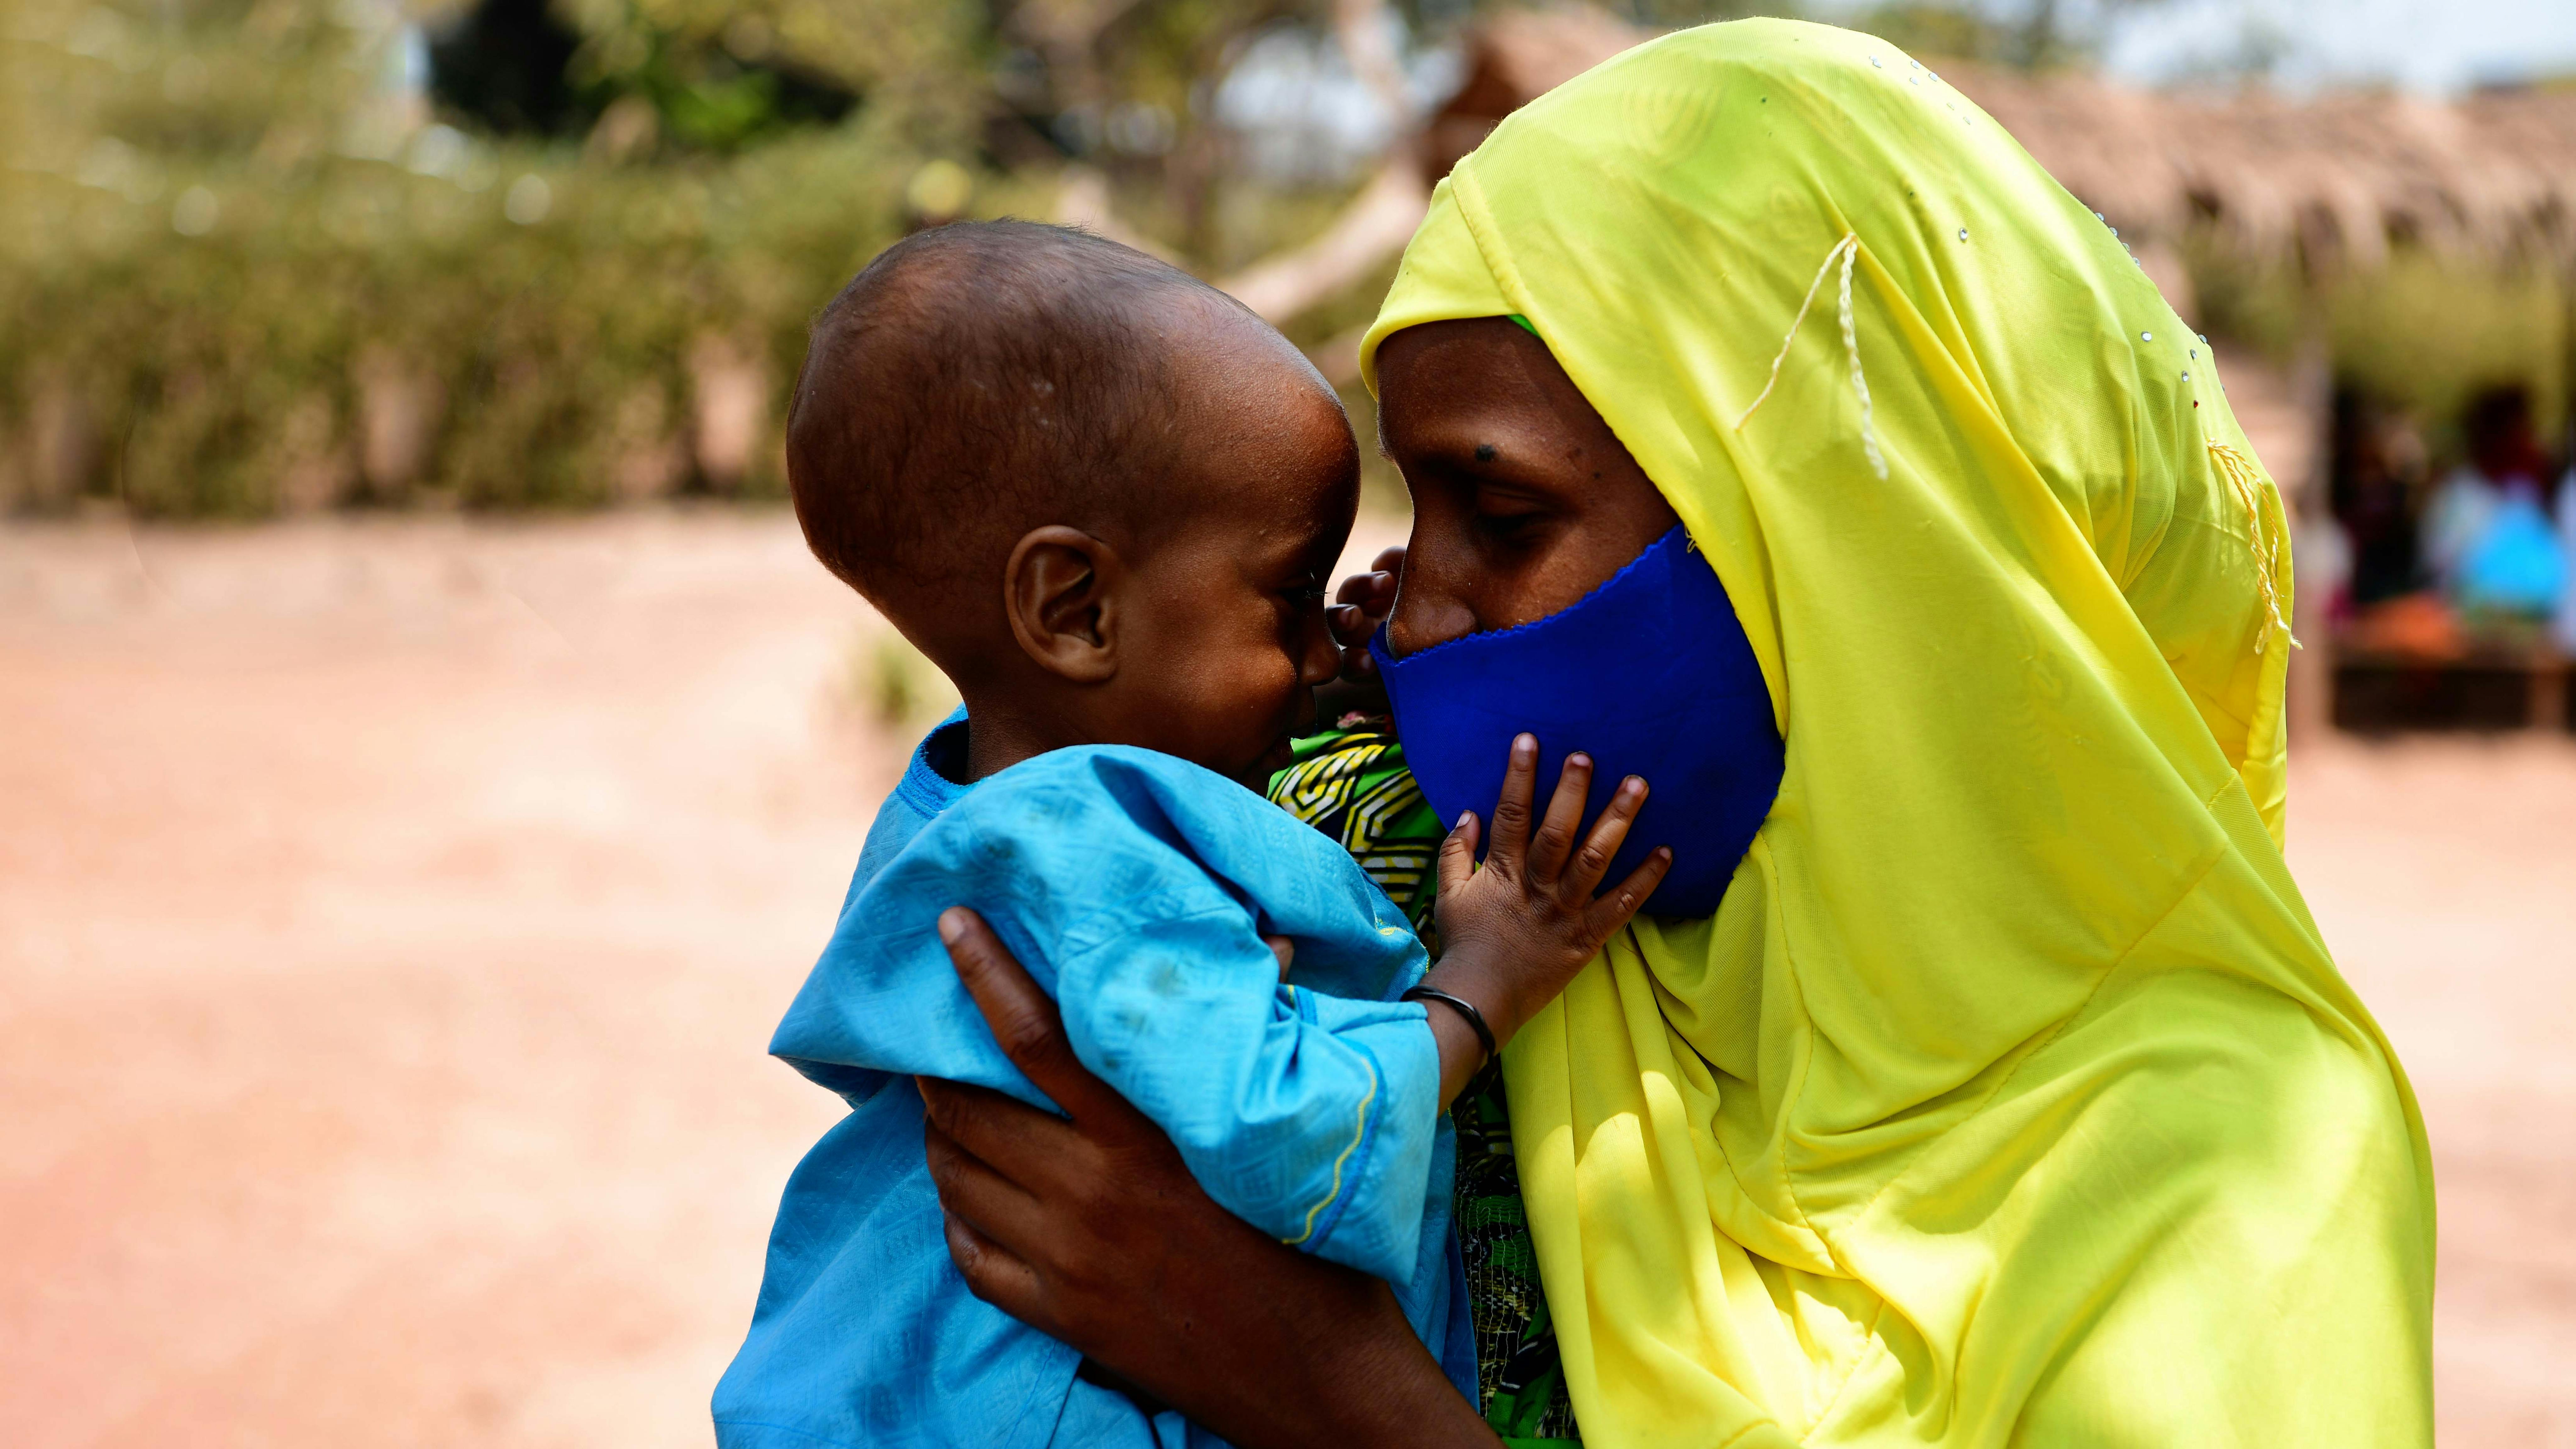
1459, 465, 1567, 519
1471, 485, 1561, 545
1474, 506, 1546, 541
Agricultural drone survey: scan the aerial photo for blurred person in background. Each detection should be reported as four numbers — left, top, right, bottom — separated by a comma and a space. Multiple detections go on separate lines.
2424, 385, 2568, 620
2328, 389, 2428, 609
2558, 442, 2576, 652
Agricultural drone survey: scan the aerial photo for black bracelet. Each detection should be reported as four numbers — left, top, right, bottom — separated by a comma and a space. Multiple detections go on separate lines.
1402, 984, 1497, 1065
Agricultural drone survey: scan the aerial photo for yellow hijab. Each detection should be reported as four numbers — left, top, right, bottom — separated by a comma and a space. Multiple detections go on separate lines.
1361, 20, 2432, 1446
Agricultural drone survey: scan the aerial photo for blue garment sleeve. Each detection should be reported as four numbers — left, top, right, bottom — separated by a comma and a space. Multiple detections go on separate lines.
1052, 907, 1439, 1277
769, 747, 1441, 1285
712, 1086, 1090, 1449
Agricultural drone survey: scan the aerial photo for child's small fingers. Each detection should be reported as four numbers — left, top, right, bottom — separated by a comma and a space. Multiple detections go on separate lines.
1582, 846, 1674, 941
1264, 934, 1295, 982
1525, 753, 1593, 885
1436, 810, 1480, 898
1565, 776, 1648, 896
1485, 735, 1540, 871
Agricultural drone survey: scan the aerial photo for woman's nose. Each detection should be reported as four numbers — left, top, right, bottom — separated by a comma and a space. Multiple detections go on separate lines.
1384, 584, 1477, 658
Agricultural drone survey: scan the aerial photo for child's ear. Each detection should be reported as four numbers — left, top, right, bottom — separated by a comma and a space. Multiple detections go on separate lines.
1003, 525, 1124, 683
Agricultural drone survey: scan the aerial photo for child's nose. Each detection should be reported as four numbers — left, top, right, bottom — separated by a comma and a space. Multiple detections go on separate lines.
1299, 612, 1342, 684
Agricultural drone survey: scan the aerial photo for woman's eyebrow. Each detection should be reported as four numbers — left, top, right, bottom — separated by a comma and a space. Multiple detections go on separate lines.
1409, 409, 1561, 463
1413, 435, 1557, 483
1400, 434, 1497, 469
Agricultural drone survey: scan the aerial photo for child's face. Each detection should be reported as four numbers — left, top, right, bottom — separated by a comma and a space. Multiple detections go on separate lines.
1104, 374, 1360, 786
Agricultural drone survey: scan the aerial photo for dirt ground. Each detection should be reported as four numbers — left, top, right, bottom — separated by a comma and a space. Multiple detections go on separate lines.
3, 511, 2569, 1448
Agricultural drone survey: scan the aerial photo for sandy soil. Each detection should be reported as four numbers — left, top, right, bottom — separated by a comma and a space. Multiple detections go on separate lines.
2, 511, 2569, 1447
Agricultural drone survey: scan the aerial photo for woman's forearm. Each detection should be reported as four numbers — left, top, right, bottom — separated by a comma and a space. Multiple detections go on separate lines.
1049, 1192, 1497, 1449
1258, 1325, 1500, 1448
922, 907, 1499, 1448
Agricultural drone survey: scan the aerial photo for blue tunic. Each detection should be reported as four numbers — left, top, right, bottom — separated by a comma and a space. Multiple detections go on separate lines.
714, 715, 1475, 1448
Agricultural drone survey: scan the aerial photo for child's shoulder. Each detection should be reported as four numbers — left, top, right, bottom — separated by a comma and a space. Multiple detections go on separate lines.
817, 742, 1422, 1019
907, 744, 1411, 956
950, 744, 1316, 848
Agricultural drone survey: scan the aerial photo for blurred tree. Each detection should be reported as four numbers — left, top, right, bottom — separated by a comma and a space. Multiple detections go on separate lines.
429, 0, 589, 135
427, 0, 865, 152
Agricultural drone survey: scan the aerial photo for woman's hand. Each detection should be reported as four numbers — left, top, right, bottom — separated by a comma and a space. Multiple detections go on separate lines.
1420, 734, 1670, 1103
919, 907, 1501, 1449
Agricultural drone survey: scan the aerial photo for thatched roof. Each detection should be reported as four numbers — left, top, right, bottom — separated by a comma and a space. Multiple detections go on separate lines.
1955, 65, 2576, 267
1418, 6, 1649, 179
1426, 10, 2576, 270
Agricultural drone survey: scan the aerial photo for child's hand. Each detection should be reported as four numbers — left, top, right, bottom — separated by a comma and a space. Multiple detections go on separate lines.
1326, 546, 1403, 682
1312, 547, 1403, 721
1418, 733, 1671, 1103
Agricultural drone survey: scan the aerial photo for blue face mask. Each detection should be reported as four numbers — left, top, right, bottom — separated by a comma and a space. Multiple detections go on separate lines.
1369, 525, 1783, 917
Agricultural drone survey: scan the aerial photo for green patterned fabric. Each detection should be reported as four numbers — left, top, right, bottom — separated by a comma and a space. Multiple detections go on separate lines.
1268, 722, 1581, 1447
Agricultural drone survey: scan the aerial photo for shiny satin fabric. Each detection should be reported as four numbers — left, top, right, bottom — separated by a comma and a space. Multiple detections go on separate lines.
1359, 19, 2433, 1446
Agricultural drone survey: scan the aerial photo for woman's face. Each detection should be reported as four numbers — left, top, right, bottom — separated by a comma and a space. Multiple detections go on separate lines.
1374, 318, 1679, 655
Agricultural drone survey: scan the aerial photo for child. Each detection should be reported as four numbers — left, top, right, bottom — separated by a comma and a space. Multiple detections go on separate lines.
711, 221, 1668, 1449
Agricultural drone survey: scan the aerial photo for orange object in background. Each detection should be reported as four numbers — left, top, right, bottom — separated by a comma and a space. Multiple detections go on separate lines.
2346, 593, 2470, 661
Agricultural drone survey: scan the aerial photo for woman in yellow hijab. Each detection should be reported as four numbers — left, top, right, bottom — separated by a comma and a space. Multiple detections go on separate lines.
908, 17, 2434, 1448
1345, 16, 2435, 1446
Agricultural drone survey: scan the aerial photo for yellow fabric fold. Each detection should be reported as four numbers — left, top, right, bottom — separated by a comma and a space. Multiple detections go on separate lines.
1362, 19, 2432, 1446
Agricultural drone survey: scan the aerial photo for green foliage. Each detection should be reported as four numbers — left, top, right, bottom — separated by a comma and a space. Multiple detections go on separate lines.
49, 0, 2537, 523
0, 0, 1407, 515
2191, 236, 2570, 460
2327, 255, 2568, 460
0, 130, 950, 514
547, 0, 979, 154
0, 0, 1000, 514
564, 0, 972, 107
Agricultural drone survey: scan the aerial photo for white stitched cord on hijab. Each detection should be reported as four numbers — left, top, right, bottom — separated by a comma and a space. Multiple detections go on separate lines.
1731, 232, 1884, 480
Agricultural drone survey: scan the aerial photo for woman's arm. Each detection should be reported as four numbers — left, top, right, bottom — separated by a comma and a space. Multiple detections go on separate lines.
918, 908, 1501, 1449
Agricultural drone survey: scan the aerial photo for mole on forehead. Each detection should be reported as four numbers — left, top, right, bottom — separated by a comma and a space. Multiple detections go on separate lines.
1475, 443, 1497, 462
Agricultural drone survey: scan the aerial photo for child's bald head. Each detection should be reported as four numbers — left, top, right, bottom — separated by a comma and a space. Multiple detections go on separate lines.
788, 221, 1321, 619
789, 220, 1361, 783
